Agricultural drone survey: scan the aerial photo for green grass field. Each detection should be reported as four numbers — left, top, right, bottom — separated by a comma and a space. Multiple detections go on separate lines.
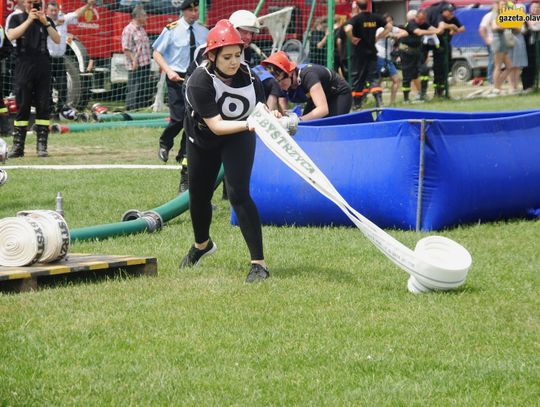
0, 95, 539, 406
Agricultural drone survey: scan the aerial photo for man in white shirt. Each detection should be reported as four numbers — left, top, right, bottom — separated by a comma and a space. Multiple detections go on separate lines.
375, 15, 408, 105
46, 0, 94, 117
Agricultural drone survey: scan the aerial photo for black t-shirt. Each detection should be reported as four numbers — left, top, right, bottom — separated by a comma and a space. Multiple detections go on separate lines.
433, 15, 462, 44
8, 13, 55, 56
297, 64, 350, 99
347, 12, 387, 55
261, 77, 282, 99
402, 20, 431, 48
185, 65, 265, 149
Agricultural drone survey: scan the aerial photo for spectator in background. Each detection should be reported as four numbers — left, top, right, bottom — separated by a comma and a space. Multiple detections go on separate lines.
400, 10, 439, 102
336, 3, 360, 81
0, 24, 12, 137
375, 14, 408, 105
122, 5, 152, 110
522, 0, 540, 91
431, 4, 464, 98
153, 0, 208, 167
508, 4, 528, 94
310, 16, 327, 65
479, 2, 496, 84
344, 0, 391, 109
46, 0, 95, 118
7, 0, 60, 158
490, 0, 513, 96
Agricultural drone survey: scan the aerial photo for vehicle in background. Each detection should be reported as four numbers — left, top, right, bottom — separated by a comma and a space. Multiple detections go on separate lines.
0, 0, 354, 109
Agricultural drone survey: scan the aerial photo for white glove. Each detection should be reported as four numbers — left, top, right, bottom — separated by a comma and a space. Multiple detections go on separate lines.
278, 111, 300, 136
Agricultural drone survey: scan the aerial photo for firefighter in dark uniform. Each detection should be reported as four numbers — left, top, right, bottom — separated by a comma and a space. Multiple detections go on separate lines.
400, 10, 440, 102
6, 0, 60, 158
153, 0, 208, 166
429, 4, 464, 97
343, 0, 391, 109
0, 24, 13, 137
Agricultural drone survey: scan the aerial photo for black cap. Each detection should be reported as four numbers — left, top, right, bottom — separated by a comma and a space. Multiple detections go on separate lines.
180, 0, 199, 10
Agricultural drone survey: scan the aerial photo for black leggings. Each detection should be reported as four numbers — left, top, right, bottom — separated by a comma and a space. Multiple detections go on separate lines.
187, 132, 264, 261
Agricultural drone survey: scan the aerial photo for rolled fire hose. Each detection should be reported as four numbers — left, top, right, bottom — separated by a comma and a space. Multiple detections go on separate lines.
248, 103, 473, 293
17, 210, 70, 263
0, 210, 70, 267
0, 217, 45, 266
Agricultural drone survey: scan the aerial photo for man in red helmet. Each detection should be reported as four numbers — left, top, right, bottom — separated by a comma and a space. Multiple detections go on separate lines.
180, 20, 280, 283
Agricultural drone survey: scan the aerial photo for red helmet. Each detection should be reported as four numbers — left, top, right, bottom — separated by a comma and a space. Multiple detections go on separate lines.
204, 20, 244, 55
261, 51, 297, 75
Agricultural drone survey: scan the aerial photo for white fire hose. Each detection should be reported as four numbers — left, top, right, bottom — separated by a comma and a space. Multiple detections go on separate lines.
0, 210, 70, 267
249, 103, 472, 293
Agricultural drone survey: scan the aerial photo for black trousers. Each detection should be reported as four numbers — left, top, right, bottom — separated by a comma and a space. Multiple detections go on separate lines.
433, 45, 451, 94
50, 56, 67, 111
352, 52, 380, 95
159, 74, 186, 157
14, 55, 51, 126
187, 131, 264, 261
303, 92, 352, 117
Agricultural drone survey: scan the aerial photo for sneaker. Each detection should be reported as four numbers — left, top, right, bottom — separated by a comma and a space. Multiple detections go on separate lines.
179, 167, 189, 193
158, 146, 169, 162
245, 263, 270, 283
179, 239, 217, 268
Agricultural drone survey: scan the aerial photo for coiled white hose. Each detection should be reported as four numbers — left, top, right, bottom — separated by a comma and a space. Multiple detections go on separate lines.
0, 217, 45, 266
0, 210, 70, 267
249, 103, 472, 293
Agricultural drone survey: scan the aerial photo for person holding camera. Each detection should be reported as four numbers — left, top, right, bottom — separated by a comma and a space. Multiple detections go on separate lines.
375, 14, 408, 105
7, 0, 60, 158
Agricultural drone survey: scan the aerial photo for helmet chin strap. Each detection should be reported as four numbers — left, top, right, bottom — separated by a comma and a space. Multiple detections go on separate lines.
214, 65, 235, 80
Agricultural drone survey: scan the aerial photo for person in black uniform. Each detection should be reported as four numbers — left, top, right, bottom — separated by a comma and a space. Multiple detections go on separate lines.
344, 0, 391, 109
7, 0, 60, 158
0, 23, 13, 137
180, 20, 279, 283
428, 4, 464, 98
262, 51, 352, 120
400, 10, 440, 102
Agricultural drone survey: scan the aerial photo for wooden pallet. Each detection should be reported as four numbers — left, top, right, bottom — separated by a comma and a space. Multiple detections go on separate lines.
0, 253, 157, 293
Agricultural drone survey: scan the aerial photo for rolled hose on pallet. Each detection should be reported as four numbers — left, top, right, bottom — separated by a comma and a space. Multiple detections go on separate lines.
51, 119, 169, 134
0, 210, 70, 266
69, 166, 224, 242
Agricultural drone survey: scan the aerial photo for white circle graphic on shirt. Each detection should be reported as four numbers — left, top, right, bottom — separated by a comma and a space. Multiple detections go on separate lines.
217, 92, 250, 120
